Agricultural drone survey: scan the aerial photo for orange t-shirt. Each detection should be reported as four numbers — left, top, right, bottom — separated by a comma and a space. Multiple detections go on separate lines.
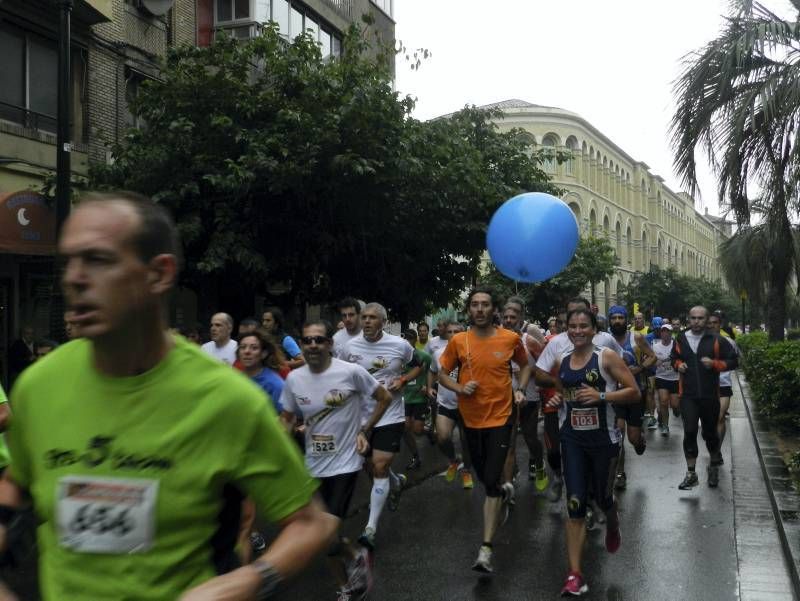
439, 328, 527, 429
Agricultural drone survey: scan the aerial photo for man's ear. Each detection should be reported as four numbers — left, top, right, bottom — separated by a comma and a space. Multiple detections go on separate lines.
148, 254, 178, 294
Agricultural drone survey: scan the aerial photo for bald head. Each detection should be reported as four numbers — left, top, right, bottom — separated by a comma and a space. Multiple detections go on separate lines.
210, 312, 233, 345
688, 306, 708, 333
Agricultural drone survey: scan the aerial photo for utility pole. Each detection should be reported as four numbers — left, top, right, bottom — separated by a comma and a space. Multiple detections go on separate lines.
56, 0, 74, 235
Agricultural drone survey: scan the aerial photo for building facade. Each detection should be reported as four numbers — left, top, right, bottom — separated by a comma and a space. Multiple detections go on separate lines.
485, 99, 731, 315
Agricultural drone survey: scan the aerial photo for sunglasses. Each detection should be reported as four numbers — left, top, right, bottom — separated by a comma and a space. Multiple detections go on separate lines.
300, 335, 329, 345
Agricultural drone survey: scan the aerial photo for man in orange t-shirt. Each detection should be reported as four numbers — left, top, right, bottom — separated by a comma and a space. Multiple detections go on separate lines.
439, 286, 529, 575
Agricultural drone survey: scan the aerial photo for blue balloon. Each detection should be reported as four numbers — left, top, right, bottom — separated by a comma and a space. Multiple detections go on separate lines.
486, 192, 579, 283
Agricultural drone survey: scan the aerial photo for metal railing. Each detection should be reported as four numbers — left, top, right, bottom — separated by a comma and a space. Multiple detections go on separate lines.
0, 101, 57, 135
320, 0, 353, 19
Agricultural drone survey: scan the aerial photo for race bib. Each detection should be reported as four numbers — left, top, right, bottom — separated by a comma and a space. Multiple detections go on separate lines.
570, 407, 600, 431
57, 476, 158, 554
310, 434, 337, 456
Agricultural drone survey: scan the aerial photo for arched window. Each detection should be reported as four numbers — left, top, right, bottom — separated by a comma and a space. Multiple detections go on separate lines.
626, 225, 632, 265
542, 133, 559, 173
565, 136, 578, 175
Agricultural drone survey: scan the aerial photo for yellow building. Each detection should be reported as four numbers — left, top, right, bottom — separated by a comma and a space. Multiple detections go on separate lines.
485, 99, 731, 315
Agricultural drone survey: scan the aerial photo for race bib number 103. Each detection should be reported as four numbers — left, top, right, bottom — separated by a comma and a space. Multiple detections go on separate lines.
57, 476, 158, 554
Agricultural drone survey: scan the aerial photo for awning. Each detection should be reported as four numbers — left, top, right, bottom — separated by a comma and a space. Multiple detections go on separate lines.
0, 191, 56, 256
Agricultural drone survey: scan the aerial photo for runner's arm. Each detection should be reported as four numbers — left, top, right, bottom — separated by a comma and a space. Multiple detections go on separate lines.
364, 386, 393, 433
634, 332, 656, 368
533, 365, 561, 390
602, 351, 641, 405
180, 496, 338, 601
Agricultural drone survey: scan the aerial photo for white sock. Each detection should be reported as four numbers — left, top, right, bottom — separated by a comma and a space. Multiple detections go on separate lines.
367, 477, 390, 531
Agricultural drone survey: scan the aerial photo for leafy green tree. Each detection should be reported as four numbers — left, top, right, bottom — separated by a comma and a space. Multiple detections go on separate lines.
621, 266, 741, 321
89, 26, 559, 324
480, 235, 618, 323
671, 0, 800, 340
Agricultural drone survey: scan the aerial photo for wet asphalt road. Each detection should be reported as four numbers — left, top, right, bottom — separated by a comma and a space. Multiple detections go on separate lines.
278, 414, 740, 601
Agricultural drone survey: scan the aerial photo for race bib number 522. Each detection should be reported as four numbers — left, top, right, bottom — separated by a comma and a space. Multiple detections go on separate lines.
57, 476, 158, 554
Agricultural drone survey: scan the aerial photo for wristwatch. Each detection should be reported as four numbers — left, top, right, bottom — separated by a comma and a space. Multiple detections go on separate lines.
599, 392, 606, 402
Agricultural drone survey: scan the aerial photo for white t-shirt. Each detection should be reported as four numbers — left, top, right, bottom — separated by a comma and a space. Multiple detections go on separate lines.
536, 331, 623, 373
280, 358, 379, 478
720, 337, 739, 387
430, 345, 458, 410
342, 332, 415, 427
332, 328, 361, 359
685, 331, 703, 354
424, 336, 447, 356
200, 339, 238, 365
653, 339, 679, 381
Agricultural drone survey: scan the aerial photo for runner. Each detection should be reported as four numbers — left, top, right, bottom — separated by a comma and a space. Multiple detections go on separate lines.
630, 312, 657, 429
707, 312, 739, 449
341, 303, 422, 549
415, 322, 431, 352
399, 329, 431, 471
280, 320, 394, 601
332, 297, 362, 358
0, 192, 336, 600
608, 305, 654, 491
653, 324, 680, 435
672, 306, 738, 489
535, 297, 624, 503
502, 297, 547, 494
547, 308, 640, 597
201, 312, 238, 365
262, 307, 306, 369
428, 322, 473, 489
239, 329, 287, 414
424, 319, 448, 356
438, 286, 530, 574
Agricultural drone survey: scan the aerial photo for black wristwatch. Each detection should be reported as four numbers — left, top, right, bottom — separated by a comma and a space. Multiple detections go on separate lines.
253, 561, 282, 600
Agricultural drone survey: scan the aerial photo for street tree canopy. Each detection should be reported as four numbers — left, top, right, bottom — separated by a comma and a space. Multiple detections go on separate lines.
90, 25, 560, 322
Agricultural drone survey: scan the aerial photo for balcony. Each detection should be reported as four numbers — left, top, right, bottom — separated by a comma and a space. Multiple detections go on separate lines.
320, 0, 353, 19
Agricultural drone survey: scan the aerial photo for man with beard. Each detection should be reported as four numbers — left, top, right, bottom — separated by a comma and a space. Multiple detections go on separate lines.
608, 306, 655, 491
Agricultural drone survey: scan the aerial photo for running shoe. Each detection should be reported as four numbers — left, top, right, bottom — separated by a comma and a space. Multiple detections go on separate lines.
445, 462, 459, 482
585, 507, 595, 531
528, 461, 537, 480
337, 588, 353, 601
647, 416, 658, 430
672, 407, 681, 418
406, 455, 421, 470
471, 544, 493, 573
560, 571, 588, 596
387, 473, 407, 511
708, 464, 720, 488
502, 481, 516, 506
659, 424, 669, 437
357, 527, 376, 550
344, 545, 373, 600
613, 472, 627, 491
547, 475, 563, 502
500, 482, 514, 526
534, 466, 550, 492
633, 437, 646, 455
605, 525, 621, 553
678, 471, 699, 490
461, 471, 474, 489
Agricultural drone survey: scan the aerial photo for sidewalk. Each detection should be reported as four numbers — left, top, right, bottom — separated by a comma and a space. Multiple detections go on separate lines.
733, 372, 800, 601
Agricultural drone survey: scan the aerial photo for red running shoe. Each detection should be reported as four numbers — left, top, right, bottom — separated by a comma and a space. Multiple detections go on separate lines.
561, 571, 588, 597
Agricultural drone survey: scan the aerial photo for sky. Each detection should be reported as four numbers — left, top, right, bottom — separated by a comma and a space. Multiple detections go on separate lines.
393, 0, 795, 218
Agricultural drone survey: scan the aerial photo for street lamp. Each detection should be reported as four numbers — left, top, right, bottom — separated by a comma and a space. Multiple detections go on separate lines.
740, 289, 748, 333
56, 0, 74, 234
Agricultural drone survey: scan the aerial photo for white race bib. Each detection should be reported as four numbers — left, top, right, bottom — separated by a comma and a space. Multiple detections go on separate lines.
310, 434, 337, 456
570, 407, 600, 431
57, 476, 158, 554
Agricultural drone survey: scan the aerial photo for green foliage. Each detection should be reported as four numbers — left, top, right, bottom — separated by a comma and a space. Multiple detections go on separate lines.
89, 25, 558, 321
738, 332, 800, 433
621, 266, 741, 320
479, 235, 618, 322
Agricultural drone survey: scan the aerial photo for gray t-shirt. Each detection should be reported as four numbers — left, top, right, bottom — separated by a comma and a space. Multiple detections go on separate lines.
685, 331, 703, 354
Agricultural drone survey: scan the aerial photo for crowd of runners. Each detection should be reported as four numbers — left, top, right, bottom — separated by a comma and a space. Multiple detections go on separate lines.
0, 192, 741, 600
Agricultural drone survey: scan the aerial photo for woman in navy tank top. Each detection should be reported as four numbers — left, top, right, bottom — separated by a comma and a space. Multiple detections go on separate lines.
547, 308, 640, 597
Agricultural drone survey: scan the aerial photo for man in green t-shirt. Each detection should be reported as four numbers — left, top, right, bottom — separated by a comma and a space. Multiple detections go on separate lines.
401, 330, 432, 471
0, 192, 337, 601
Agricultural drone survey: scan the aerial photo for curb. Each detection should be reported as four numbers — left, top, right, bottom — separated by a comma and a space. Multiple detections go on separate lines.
736, 371, 800, 600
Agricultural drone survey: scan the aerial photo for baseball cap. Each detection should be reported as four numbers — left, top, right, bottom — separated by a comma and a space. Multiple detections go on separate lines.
660, 324, 673, 331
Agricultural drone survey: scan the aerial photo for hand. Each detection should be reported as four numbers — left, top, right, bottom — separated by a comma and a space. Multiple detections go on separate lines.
356, 432, 370, 455
513, 389, 526, 406
677, 363, 688, 373
295, 424, 306, 435
700, 357, 713, 369
575, 384, 600, 405
0, 581, 18, 601
427, 387, 437, 401
461, 380, 479, 395
546, 392, 563, 409
387, 377, 405, 392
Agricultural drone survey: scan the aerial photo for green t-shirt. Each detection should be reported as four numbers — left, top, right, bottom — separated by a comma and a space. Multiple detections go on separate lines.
0, 382, 9, 469
6, 336, 317, 601
403, 349, 431, 405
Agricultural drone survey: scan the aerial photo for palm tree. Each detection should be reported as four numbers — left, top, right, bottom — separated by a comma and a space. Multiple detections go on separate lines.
671, 0, 800, 340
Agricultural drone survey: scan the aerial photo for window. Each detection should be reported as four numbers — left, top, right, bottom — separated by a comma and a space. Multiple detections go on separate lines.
0, 22, 85, 139
273, 0, 289, 37
319, 28, 331, 57
216, 0, 250, 22
371, 0, 393, 17
290, 6, 303, 39
124, 69, 151, 130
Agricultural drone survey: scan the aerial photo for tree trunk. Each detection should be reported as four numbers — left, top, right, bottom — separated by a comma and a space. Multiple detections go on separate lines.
766, 212, 793, 342
590, 282, 596, 305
